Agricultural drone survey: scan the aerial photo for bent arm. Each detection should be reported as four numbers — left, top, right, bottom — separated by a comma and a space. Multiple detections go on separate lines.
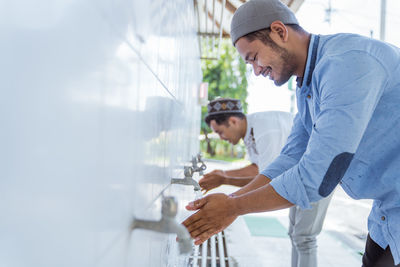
199, 164, 258, 192
232, 176, 294, 215
223, 163, 259, 187
224, 163, 258, 177
231, 173, 271, 196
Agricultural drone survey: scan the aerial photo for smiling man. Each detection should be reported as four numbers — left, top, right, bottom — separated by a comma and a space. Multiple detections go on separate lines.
182, 0, 400, 266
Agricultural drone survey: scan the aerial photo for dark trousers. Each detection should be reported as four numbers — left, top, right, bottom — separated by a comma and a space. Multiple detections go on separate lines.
362, 234, 399, 267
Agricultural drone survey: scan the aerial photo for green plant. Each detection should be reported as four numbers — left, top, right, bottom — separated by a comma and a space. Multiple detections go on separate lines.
200, 39, 249, 158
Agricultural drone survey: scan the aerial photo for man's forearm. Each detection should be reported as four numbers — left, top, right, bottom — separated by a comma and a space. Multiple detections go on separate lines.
231, 174, 271, 196
221, 163, 259, 187
224, 163, 259, 178
223, 176, 255, 187
231, 182, 294, 215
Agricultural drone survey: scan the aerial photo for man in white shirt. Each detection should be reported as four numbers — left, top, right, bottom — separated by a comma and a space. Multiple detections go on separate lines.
201, 97, 333, 267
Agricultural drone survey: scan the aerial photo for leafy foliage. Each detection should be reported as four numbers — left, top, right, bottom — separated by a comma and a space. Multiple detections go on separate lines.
200, 39, 249, 157
200, 39, 249, 134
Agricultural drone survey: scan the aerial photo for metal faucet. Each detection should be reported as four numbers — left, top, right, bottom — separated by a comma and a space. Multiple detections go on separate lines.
130, 196, 192, 254
191, 153, 207, 176
171, 166, 201, 191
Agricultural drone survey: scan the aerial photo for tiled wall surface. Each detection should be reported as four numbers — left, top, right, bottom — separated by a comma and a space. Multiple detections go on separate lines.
0, 0, 201, 266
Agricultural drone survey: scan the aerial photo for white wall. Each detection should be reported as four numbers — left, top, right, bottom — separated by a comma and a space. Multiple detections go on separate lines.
0, 0, 201, 266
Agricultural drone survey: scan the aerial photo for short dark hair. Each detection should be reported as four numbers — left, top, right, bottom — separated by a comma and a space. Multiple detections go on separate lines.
243, 24, 305, 49
205, 112, 246, 127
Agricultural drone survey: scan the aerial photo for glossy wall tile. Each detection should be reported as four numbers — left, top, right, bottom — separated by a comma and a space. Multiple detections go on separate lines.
0, 0, 201, 266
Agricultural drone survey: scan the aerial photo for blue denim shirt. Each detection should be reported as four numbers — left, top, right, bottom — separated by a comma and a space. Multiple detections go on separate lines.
261, 33, 400, 264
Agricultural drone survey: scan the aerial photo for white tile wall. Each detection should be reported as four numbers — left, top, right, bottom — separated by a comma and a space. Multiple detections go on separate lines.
0, 0, 201, 266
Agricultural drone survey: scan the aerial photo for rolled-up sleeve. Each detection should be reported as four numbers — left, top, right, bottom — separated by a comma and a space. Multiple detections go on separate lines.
268, 51, 388, 209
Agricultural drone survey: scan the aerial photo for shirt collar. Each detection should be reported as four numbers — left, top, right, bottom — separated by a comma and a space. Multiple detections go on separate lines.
297, 34, 320, 88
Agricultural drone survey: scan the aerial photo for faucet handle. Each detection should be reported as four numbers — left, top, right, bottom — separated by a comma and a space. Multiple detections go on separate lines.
196, 153, 203, 163
191, 154, 207, 173
191, 156, 198, 168
198, 161, 206, 171
183, 166, 194, 178
197, 153, 207, 171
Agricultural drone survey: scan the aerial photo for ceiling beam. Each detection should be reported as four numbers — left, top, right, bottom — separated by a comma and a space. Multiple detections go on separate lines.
198, 32, 230, 38
198, 0, 230, 36
206, 9, 230, 36
236, 0, 299, 9
217, 0, 237, 14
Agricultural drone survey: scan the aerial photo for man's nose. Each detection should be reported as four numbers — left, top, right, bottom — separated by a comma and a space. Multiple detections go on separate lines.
252, 63, 262, 76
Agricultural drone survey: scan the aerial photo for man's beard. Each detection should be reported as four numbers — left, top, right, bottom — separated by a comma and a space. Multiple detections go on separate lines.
273, 48, 297, 86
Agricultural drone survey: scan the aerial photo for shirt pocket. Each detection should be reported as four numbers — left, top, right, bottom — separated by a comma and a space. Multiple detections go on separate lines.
340, 157, 371, 199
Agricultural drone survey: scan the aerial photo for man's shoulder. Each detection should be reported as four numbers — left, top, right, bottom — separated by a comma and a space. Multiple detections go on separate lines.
318, 33, 390, 60
319, 33, 368, 48
318, 33, 399, 76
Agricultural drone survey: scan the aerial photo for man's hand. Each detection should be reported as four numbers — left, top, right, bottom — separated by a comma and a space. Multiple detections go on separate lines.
198, 170, 226, 193
182, 193, 238, 245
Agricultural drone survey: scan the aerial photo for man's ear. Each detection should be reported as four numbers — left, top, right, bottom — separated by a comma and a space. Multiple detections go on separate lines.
270, 20, 289, 42
228, 116, 239, 126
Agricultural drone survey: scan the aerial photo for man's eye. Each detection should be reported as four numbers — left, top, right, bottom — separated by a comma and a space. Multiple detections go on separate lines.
253, 54, 257, 61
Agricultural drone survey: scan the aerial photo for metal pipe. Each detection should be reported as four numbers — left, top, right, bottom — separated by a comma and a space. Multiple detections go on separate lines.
211, 0, 216, 49
197, 32, 220, 37
201, 239, 208, 267
217, 232, 226, 267
192, 245, 200, 267
217, 0, 226, 58
210, 235, 217, 267
205, 0, 208, 35
380, 0, 386, 41
204, 0, 209, 58
195, 0, 202, 59
200, 57, 218, 60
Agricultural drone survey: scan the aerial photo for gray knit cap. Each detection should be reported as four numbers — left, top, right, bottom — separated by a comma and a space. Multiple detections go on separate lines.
230, 0, 298, 45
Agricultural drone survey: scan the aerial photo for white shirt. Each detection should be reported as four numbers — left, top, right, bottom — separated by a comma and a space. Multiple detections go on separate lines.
243, 111, 294, 171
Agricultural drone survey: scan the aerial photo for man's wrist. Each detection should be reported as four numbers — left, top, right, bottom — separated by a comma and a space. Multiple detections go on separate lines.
221, 170, 229, 185
227, 193, 241, 217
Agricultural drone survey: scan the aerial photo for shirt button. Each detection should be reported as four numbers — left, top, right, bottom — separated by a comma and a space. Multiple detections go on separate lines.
381, 216, 386, 221
339, 181, 342, 184
307, 95, 311, 99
